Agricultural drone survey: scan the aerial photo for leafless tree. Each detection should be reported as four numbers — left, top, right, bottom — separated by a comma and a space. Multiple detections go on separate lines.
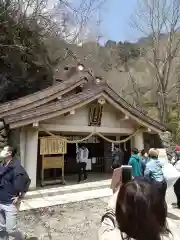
106, 41, 145, 112
36, 0, 107, 67
1, 0, 106, 44
132, 0, 180, 124
0, 0, 107, 83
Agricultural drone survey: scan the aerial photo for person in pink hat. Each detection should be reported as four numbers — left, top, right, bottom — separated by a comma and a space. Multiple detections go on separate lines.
175, 146, 180, 151
172, 146, 180, 208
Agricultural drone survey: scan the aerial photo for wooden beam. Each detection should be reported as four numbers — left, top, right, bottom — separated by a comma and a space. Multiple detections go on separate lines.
39, 124, 135, 135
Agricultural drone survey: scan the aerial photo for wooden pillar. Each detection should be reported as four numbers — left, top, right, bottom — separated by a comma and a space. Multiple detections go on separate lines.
25, 128, 38, 189
133, 131, 144, 150
20, 128, 26, 167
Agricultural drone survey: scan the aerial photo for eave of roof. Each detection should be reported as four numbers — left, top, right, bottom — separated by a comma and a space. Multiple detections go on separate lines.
0, 73, 89, 118
105, 86, 166, 132
5, 84, 106, 128
4, 83, 166, 132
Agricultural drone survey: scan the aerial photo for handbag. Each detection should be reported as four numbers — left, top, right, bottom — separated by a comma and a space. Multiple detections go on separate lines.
162, 162, 180, 188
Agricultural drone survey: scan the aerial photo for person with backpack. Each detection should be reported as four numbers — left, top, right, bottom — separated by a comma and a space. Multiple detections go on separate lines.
111, 145, 124, 170
0, 146, 31, 240
128, 148, 142, 178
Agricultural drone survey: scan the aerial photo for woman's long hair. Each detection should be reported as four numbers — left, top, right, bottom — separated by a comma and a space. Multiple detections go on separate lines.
115, 179, 169, 240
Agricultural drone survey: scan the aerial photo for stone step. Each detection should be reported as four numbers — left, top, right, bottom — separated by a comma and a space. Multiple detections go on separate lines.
26, 179, 111, 199
20, 179, 111, 211
20, 187, 112, 211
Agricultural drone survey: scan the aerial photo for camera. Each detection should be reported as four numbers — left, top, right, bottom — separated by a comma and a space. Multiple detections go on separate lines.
121, 165, 132, 184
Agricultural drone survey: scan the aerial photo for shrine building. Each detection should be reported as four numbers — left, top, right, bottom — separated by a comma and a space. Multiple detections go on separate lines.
0, 64, 165, 189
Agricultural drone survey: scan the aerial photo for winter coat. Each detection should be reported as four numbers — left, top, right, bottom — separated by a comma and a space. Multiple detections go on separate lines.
144, 158, 165, 183
112, 150, 124, 169
128, 154, 142, 177
0, 159, 31, 204
141, 157, 150, 175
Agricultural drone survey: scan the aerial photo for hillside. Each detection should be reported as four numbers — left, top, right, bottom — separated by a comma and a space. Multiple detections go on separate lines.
45, 38, 146, 100
45, 35, 180, 121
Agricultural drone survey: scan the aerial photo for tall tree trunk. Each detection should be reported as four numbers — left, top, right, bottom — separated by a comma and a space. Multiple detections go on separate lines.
158, 93, 168, 125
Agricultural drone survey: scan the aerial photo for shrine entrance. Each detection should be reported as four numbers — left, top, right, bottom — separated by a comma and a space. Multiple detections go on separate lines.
36, 133, 105, 186
36, 131, 133, 187
64, 135, 105, 174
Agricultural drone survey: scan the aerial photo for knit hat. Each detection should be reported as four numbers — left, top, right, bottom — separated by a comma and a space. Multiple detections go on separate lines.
148, 148, 159, 158
175, 146, 180, 151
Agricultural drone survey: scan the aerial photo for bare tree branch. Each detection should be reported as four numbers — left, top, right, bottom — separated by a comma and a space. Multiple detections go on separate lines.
132, 0, 180, 124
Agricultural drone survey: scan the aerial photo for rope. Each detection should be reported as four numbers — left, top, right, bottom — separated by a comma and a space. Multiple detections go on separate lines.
124, 142, 127, 151
39, 126, 141, 144
95, 129, 140, 143
112, 143, 114, 152
65, 132, 95, 143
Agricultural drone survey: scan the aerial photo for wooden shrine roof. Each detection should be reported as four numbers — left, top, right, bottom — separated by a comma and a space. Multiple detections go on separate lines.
3, 81, 166, 132
5, 84, 106, 126
0, 71, 89, 118
0, 64, 166, 132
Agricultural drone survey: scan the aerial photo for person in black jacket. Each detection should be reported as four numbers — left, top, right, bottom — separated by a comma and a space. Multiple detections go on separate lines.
0, 146, 31, 240
111, 145, 124, 170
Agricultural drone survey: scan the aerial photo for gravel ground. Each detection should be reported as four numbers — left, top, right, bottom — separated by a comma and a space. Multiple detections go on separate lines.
19, 198, 108, 240
16, 190, 180, 240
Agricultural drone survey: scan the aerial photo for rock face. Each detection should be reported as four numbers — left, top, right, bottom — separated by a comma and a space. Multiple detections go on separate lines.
159, 131, 175, 158
0, 120, 8, 153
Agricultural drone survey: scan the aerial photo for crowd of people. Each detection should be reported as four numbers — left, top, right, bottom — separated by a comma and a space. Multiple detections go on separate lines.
111, 146, 170, 198
0, 143, 179, 240
99, 145, 180, 240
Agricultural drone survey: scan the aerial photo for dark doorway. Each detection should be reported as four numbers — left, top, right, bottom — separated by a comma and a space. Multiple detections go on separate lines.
64, 143, 77, 174
64, 137, 105, 174
88, 138, 104, 172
